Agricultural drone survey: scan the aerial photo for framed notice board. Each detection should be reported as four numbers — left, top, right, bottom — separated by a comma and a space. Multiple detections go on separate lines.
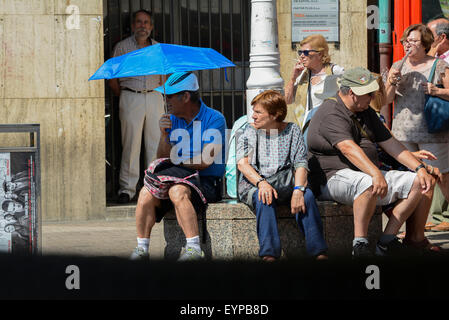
292, 0, 340, 44
0, 124, 41, 255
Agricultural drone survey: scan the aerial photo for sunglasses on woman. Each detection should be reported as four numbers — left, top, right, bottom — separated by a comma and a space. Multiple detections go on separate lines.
297, 49, 319, 56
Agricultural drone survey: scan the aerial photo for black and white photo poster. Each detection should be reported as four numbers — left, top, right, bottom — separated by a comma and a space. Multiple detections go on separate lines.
0, 152, 37, 254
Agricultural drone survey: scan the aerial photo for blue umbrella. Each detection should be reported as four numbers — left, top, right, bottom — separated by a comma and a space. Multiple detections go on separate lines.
89, 43, 235, 80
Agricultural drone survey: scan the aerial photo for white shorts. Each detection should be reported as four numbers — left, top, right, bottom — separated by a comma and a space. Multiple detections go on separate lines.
318, 168, 416, 206
401, 141, 449, 174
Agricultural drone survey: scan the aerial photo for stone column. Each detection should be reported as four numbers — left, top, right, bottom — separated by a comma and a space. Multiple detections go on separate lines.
246, 0, 284, 121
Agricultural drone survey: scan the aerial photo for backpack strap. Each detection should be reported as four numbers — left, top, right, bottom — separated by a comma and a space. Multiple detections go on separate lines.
428, 59, 438, 83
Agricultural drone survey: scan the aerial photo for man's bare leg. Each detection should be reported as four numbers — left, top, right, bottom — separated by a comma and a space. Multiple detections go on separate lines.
404, 188, 433, 243
136, 187, 160, 238
168, 184, 204, 260
383, 177, 423, 236
168, 184, 199, 238
353, 186, 378, 238
131, 187, 161, 259
438, 172, 449, 203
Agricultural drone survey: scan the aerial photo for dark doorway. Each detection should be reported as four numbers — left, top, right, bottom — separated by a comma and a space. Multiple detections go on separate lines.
102, 0, 251, 203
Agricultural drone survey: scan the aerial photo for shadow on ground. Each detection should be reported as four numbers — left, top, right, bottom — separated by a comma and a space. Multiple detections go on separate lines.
1, 253, 449, 300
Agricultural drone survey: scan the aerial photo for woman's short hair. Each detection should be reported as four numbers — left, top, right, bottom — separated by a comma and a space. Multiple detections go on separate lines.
400, 24, 434, 53
299, 34, 331, 64
251, 90, 287, 122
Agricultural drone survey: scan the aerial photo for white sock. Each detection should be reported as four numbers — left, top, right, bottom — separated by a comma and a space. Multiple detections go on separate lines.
186, 236, 201, 251
137, 237, 150, 252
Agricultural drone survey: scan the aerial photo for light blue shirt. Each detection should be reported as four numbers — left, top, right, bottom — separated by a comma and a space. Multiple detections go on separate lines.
169, 100, 226, 177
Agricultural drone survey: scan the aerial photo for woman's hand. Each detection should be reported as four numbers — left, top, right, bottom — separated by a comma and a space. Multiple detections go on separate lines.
258, 180, 278, 205
291, 61, 305, 81
422, 82, 440, 96
388, 68, 402, 86
291, 190, 306, 215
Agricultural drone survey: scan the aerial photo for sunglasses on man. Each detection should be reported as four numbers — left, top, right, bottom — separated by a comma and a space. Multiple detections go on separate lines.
297, 49, 319, 56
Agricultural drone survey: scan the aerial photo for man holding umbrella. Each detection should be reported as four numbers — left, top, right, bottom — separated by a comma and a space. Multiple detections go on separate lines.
108, 9, 164, 204
130, 72, 226, 261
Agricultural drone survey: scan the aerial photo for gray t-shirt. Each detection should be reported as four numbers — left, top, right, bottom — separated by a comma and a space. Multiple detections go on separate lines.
307, 95, 392, 192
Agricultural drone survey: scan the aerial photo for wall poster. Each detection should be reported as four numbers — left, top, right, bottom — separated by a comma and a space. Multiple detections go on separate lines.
0, 152, 38, 255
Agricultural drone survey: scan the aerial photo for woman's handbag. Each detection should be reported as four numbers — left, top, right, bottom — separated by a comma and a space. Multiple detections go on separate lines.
424, 59, 449, 133
263, 165, 295, 204
254, 132, 295, 204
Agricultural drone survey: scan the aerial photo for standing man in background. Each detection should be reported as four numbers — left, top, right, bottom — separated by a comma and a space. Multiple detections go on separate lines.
108, 9, 165, 204
427, 17, 449, 58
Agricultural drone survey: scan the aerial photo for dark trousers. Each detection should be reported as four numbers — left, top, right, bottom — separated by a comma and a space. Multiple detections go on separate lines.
252, 188, 328, 258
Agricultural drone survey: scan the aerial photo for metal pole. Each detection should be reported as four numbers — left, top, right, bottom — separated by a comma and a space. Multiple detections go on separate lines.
378, 0, 393, 127
379, 0, 392, 76
245, 0, 283, 121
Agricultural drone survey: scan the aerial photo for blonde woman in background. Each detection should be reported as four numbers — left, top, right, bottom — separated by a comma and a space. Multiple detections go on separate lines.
284, 34, 344, 128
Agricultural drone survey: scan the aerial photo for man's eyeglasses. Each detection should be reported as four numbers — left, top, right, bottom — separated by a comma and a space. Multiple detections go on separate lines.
297, 49, 319, 57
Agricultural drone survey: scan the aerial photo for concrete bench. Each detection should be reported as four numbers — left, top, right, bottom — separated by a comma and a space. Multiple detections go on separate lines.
162, 200, 382, 260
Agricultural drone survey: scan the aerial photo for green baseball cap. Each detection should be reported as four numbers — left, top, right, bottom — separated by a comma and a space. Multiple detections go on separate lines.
339, 67, 379, 96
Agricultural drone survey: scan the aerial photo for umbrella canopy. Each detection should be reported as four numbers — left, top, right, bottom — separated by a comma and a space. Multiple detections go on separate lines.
89, 43, 235, 80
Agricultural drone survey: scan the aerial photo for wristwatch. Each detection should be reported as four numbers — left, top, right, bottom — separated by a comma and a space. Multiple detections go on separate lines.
414, 164, 426, 173
294, 186, 306, 192
256, 177, 266, 188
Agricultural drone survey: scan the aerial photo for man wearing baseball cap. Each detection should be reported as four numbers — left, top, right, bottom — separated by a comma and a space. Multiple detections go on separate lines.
307, 67, 438, 258
130, 71, 227, 261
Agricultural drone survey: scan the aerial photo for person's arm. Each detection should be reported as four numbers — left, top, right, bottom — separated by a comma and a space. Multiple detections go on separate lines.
284, 62, 305, 104
424, 67, 449, 100
237, 157, 278, 205
290, 167, 307, 214
108, 78, 121, 96
377, 137, 435, 193
157, 114, 172, 158
379, 104, 392, 129
384, 66, 402, 105
336, 140, 388, 198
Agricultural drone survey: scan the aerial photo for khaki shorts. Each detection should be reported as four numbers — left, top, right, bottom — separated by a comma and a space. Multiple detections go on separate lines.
401, 141, 449, 174
318, 168, 416, 206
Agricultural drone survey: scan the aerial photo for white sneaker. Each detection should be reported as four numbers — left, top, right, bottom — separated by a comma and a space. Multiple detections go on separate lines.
177, 246, 205, 261
129, 246, 149, 261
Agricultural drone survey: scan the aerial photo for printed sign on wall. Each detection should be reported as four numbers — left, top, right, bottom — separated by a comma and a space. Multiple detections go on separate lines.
292, 0, 339, 43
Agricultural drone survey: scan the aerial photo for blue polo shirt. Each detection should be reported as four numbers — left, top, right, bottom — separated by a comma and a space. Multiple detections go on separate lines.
168, 100, 226, 177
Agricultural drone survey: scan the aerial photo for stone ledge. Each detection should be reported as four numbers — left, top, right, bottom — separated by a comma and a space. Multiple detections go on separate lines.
163, 200, 382, 260
195, 200, 354, 219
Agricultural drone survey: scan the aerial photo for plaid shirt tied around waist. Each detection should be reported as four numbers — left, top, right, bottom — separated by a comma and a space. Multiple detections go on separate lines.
143, 158, 207, 204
